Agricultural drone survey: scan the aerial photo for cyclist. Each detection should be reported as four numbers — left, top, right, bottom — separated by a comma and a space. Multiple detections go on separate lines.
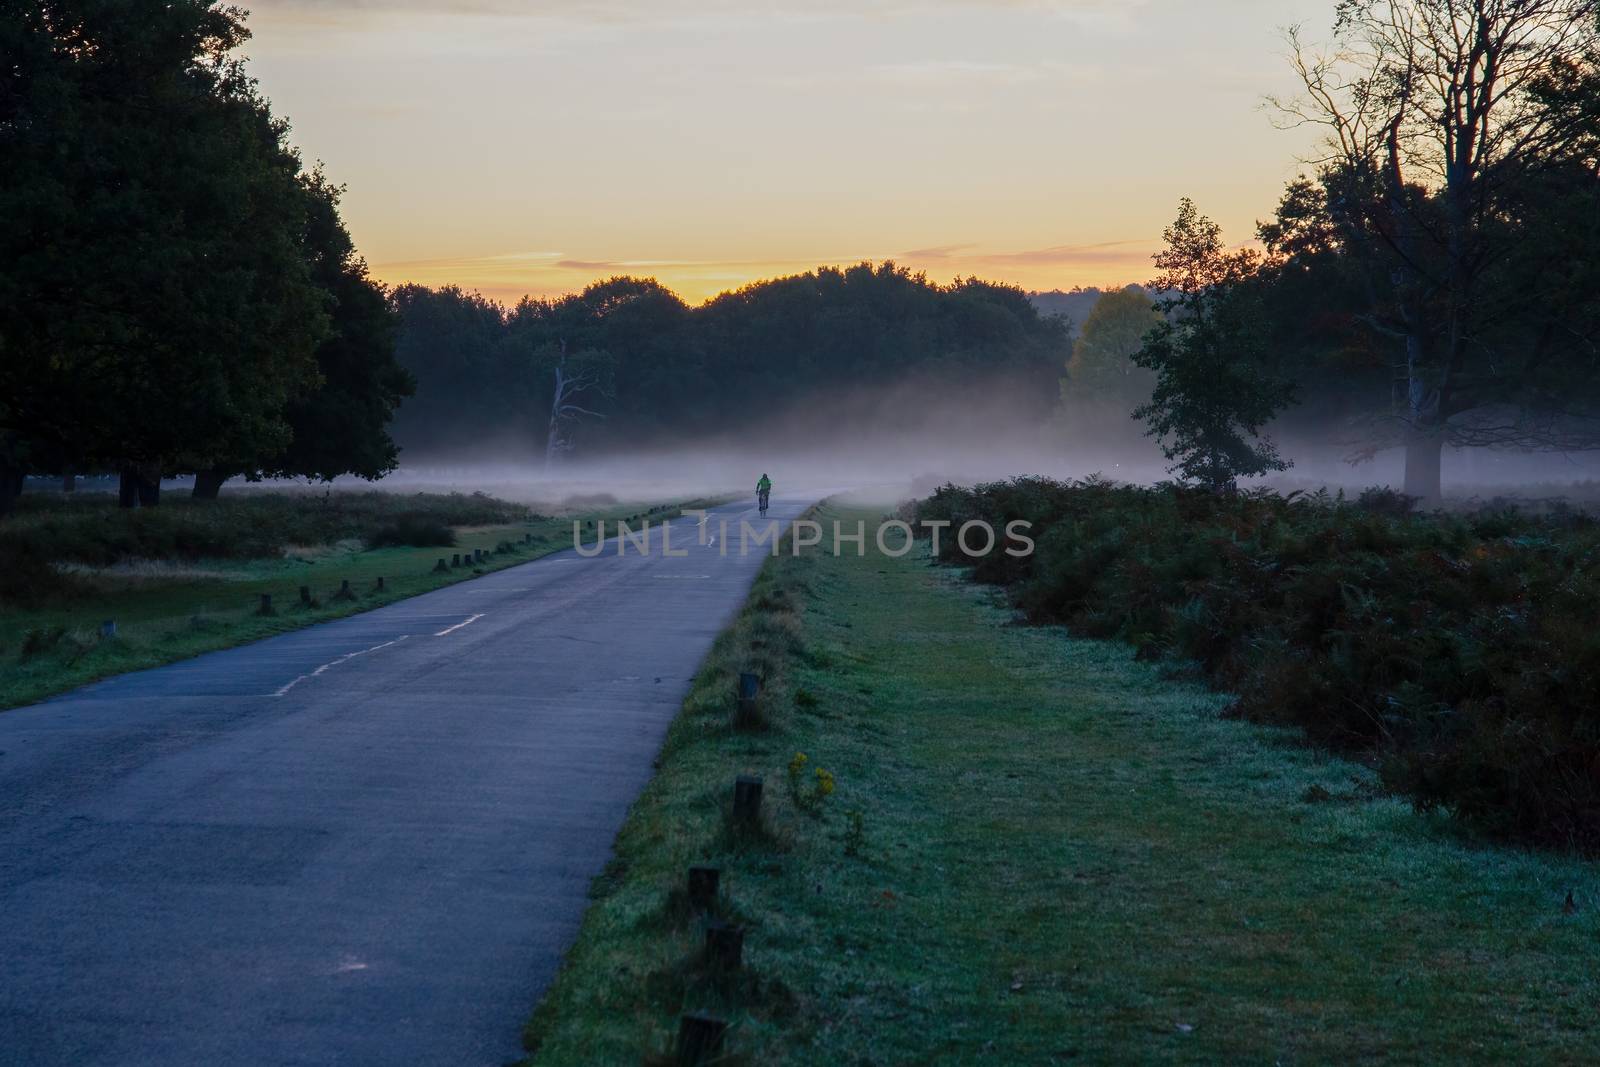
756, 473, 772, 516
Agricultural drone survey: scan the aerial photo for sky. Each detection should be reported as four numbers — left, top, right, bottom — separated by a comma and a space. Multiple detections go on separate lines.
244, 0, 1334, 305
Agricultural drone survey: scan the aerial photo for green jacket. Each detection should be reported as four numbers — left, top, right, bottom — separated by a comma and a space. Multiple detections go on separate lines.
757, 476, 772, 492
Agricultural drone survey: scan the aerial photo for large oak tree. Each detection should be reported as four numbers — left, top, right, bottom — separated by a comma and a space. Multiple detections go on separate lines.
1271, 0, 1600, 499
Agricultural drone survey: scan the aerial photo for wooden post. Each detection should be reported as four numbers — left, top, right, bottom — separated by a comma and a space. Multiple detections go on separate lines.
299, 586, 312, 606
675, 1013, 727, 1065
434, 558, 449, 573
99, 620, 116, 639
375, 576, 385, 592
257, 594, 274, 616
734, 672, 761, 729
732, 775, 763, 825
451, 553, 462, 567
704, 919, 744, 970
687, 865, 720, 910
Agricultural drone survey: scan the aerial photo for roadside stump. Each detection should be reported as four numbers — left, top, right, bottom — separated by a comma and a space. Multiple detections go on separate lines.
675, 1013, 727, 1065
704, 919, 744, 970
687, 865, 720, 910
734, 672, 761, 728
732, 775, 763, 826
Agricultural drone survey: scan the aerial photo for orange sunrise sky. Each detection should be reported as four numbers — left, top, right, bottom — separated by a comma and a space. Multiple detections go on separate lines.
244, 0, 1331, 305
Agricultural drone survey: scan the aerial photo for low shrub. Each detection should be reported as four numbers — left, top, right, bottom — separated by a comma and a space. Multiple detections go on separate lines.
0, 542, 79, 607
916, 477, 1600, 852
0, 490, 527, 565
365, 515, 456, 549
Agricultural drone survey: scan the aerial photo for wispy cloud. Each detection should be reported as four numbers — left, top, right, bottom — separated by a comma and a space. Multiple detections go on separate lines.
899, 243, 979, 260
974, 239, 1149, 266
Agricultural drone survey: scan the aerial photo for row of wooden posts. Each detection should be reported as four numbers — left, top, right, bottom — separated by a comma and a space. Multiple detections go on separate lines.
431, 532, 535, 574
255, 576, 372, 616
90, 531, 540, 637
672, 673, 767, 1064
251, 533, 539, 616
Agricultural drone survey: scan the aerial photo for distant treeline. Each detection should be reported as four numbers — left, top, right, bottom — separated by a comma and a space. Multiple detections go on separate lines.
1029, 289, 1107, 337
390, 265, 1070, 459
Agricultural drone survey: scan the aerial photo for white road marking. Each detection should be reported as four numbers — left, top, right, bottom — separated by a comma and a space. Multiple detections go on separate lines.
434, 613, 485, 637
273, 636, 410, 697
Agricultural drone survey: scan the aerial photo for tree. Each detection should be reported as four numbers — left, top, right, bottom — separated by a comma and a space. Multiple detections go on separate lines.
389, 285, 516, 457
1271, 0, 1600, 499
535, 341, 613, 467
1061, 286, 1161, 405
1133, 200, 1297, 490
196, 170, 414, 496
0, 0, 330, 509
385, 264, 1070, 462
506, 277, 690, 447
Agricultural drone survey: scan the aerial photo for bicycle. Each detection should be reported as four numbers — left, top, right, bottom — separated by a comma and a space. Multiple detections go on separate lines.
758, 489, 770, 517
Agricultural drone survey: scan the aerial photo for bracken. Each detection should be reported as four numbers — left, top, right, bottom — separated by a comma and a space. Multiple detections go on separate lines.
916, 476, 1600, 853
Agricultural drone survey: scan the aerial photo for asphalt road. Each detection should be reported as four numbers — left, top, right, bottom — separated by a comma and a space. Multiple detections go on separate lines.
0, 496, 807, 1066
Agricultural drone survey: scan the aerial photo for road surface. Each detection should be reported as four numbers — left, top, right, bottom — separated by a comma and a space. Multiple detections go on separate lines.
0, 497, 807, 1065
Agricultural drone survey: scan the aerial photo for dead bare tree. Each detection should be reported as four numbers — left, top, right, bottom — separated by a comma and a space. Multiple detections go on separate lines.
1269, 0, 1600, 498
541, 339, 611, 468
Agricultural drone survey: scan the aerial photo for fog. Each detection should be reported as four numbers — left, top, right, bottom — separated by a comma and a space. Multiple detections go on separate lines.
373, 381, 1600, 511
50, 381, 1600, 511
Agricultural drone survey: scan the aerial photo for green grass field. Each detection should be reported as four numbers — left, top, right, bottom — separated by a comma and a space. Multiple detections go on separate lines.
523, 502, 1600, 1065
0, 493, 710, 710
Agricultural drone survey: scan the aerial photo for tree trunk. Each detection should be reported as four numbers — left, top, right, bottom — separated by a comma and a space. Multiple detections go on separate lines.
1402, 430, 1443, 503
192, 467, 229, 500
545, 360, 567, 469
136, 471, 160, 507
0, 456, 21, 517
118, 466, 140, 509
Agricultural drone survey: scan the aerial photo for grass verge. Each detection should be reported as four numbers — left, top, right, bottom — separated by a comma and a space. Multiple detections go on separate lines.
522, 501, 1600, 1064
0, 494, 715, 710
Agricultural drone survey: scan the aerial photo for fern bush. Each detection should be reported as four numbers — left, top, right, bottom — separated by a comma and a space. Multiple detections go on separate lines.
917, 477, 1600, 852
